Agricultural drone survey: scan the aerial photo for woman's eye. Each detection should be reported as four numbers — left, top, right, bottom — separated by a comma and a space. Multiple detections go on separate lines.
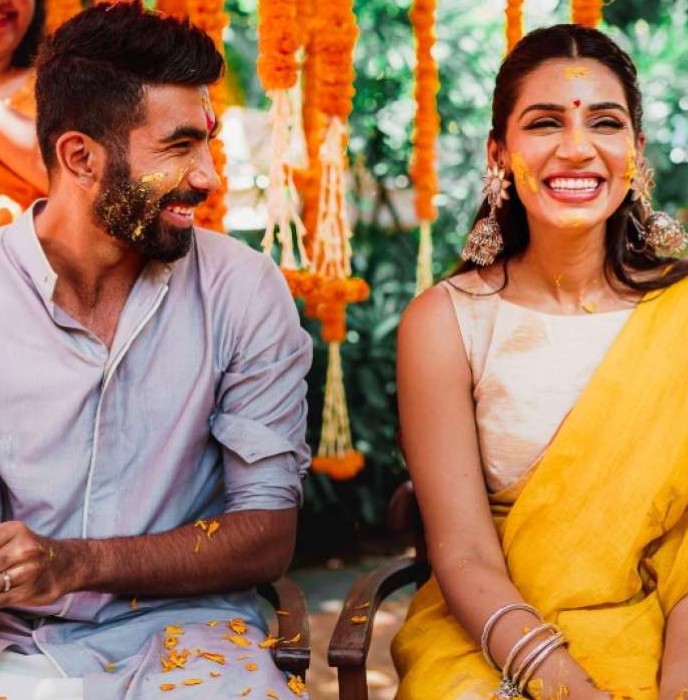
524, 118, 560, 130
589, 118, 624, 130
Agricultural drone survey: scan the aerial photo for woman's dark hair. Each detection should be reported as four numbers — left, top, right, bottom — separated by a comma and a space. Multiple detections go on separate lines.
35, 0, 225, 171
10, 0, 45, 68
458, 23, 688, 293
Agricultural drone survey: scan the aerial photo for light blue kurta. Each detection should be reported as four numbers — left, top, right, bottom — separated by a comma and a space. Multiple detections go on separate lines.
0, 203, 312, 698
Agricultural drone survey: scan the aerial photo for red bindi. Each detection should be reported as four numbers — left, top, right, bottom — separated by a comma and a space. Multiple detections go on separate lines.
572, 98, 581, 108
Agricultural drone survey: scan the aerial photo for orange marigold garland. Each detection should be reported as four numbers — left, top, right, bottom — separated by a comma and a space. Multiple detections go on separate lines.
409, 0, 440, 295
45, 0, 82, 33
257, 0, 310, 268
155, 0, 188, 20
293, 0, 327, 260
570, 0, 603, 27
505, 0, 524, 53
187, 0, 230, 232
305, 0, 366, 481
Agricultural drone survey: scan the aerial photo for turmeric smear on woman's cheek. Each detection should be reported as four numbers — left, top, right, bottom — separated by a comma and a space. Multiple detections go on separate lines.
510, 152, 539, 194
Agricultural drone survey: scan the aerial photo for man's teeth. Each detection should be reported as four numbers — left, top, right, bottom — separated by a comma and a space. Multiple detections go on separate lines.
167, 205, 194, 216
548, 178, 600, 191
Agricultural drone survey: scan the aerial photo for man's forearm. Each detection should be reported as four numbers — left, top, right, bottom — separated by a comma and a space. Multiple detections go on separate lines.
0, 508, 297, 607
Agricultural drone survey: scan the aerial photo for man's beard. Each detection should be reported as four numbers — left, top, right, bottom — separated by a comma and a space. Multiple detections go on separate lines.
93, 154, 207, 263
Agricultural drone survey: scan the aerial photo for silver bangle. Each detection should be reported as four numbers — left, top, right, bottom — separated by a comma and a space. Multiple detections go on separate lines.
517, 631, 568, 694
503, 623, 558, 680
481, 603, 543, 672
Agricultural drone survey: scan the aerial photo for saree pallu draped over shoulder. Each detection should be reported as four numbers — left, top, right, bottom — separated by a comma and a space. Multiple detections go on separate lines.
392, 278, 688, 700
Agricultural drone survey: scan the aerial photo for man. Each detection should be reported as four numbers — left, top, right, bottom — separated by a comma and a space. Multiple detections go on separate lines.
0, 2, 311, 698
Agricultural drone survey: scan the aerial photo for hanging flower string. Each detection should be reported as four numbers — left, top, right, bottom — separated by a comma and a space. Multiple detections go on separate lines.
186, 0, 230, 232
155, 0, 188, 20
293, 0, 326, 260
570, 0, 603, 27
505, 0, 524, 52
45, 0, 83, 33
304, 0, 367, 481
257, 0, 310, 268
409, 0, 440, 295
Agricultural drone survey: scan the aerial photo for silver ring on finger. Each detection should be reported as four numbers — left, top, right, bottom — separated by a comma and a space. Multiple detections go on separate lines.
2, 570, 11, 593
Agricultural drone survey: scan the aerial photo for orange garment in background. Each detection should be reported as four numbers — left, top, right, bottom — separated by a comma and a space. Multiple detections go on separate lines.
1, 71, 44, 224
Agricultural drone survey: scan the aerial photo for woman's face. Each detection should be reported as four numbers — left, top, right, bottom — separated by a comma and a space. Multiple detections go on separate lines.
0, 0, 35, 67
495, 57, 639, 235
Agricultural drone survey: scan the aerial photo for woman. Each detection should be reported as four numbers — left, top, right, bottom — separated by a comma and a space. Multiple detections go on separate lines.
0, 0, 47, 222
393, 24, 688, 700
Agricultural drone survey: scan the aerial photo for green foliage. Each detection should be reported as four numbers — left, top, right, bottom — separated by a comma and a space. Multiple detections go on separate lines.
225, 0, 687, 555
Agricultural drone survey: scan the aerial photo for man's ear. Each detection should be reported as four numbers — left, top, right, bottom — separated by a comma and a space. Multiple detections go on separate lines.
54, 132, 106, 189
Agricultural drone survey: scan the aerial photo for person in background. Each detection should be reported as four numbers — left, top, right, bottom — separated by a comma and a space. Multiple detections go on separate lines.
0, 0, 48, 223
393, 23, 688, 700
0, 2, 311, 698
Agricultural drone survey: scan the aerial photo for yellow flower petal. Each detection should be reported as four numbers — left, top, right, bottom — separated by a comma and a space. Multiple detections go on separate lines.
245, 662, 259, 671
164, 636, 179, 649
287, 675, 307, 696
228, 617, 248, 634
224, 634, 252, 647
206, 519, 220, 539
199, 651, 226, 665
259, 636, 281, 649
160, 683, 176, 692
182, 678, 203, 686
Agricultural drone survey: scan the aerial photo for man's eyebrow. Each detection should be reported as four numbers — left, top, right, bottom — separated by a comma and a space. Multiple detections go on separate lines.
159, 126, 209, 144
518, 101, 629, 120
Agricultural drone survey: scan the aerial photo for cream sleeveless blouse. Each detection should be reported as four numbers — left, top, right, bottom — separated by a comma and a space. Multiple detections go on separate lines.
442, 270, 633, 493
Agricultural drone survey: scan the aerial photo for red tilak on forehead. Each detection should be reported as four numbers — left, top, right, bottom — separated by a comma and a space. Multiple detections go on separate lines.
205, 110, 216, 132
201, 88, 216, 132
572, 98, 581, 108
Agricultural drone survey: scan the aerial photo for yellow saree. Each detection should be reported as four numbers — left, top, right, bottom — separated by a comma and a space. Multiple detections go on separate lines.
392, 277, 688, 699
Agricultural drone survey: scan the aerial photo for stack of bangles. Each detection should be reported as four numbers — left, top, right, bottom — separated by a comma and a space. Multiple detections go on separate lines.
481, 603, 568, 699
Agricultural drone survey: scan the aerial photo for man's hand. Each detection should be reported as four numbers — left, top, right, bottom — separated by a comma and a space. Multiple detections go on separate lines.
0, 521, 78, 607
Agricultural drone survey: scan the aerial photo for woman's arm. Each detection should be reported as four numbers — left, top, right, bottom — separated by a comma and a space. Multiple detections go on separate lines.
659, 595, 688, 699
397, 284, 607, 699
0, 100, 49, 193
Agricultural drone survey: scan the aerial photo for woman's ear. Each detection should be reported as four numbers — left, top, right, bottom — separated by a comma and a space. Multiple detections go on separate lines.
486, 134, 507, 170
54, 132, 105, 189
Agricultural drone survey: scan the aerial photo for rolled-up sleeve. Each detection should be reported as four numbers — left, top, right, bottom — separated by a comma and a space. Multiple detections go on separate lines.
210, 257, 312, 512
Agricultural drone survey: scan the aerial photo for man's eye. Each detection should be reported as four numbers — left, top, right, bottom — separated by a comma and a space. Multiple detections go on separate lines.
172, 141, 193, 150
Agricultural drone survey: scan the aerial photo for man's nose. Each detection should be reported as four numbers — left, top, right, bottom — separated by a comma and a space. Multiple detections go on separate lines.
189, 144, 221, 192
